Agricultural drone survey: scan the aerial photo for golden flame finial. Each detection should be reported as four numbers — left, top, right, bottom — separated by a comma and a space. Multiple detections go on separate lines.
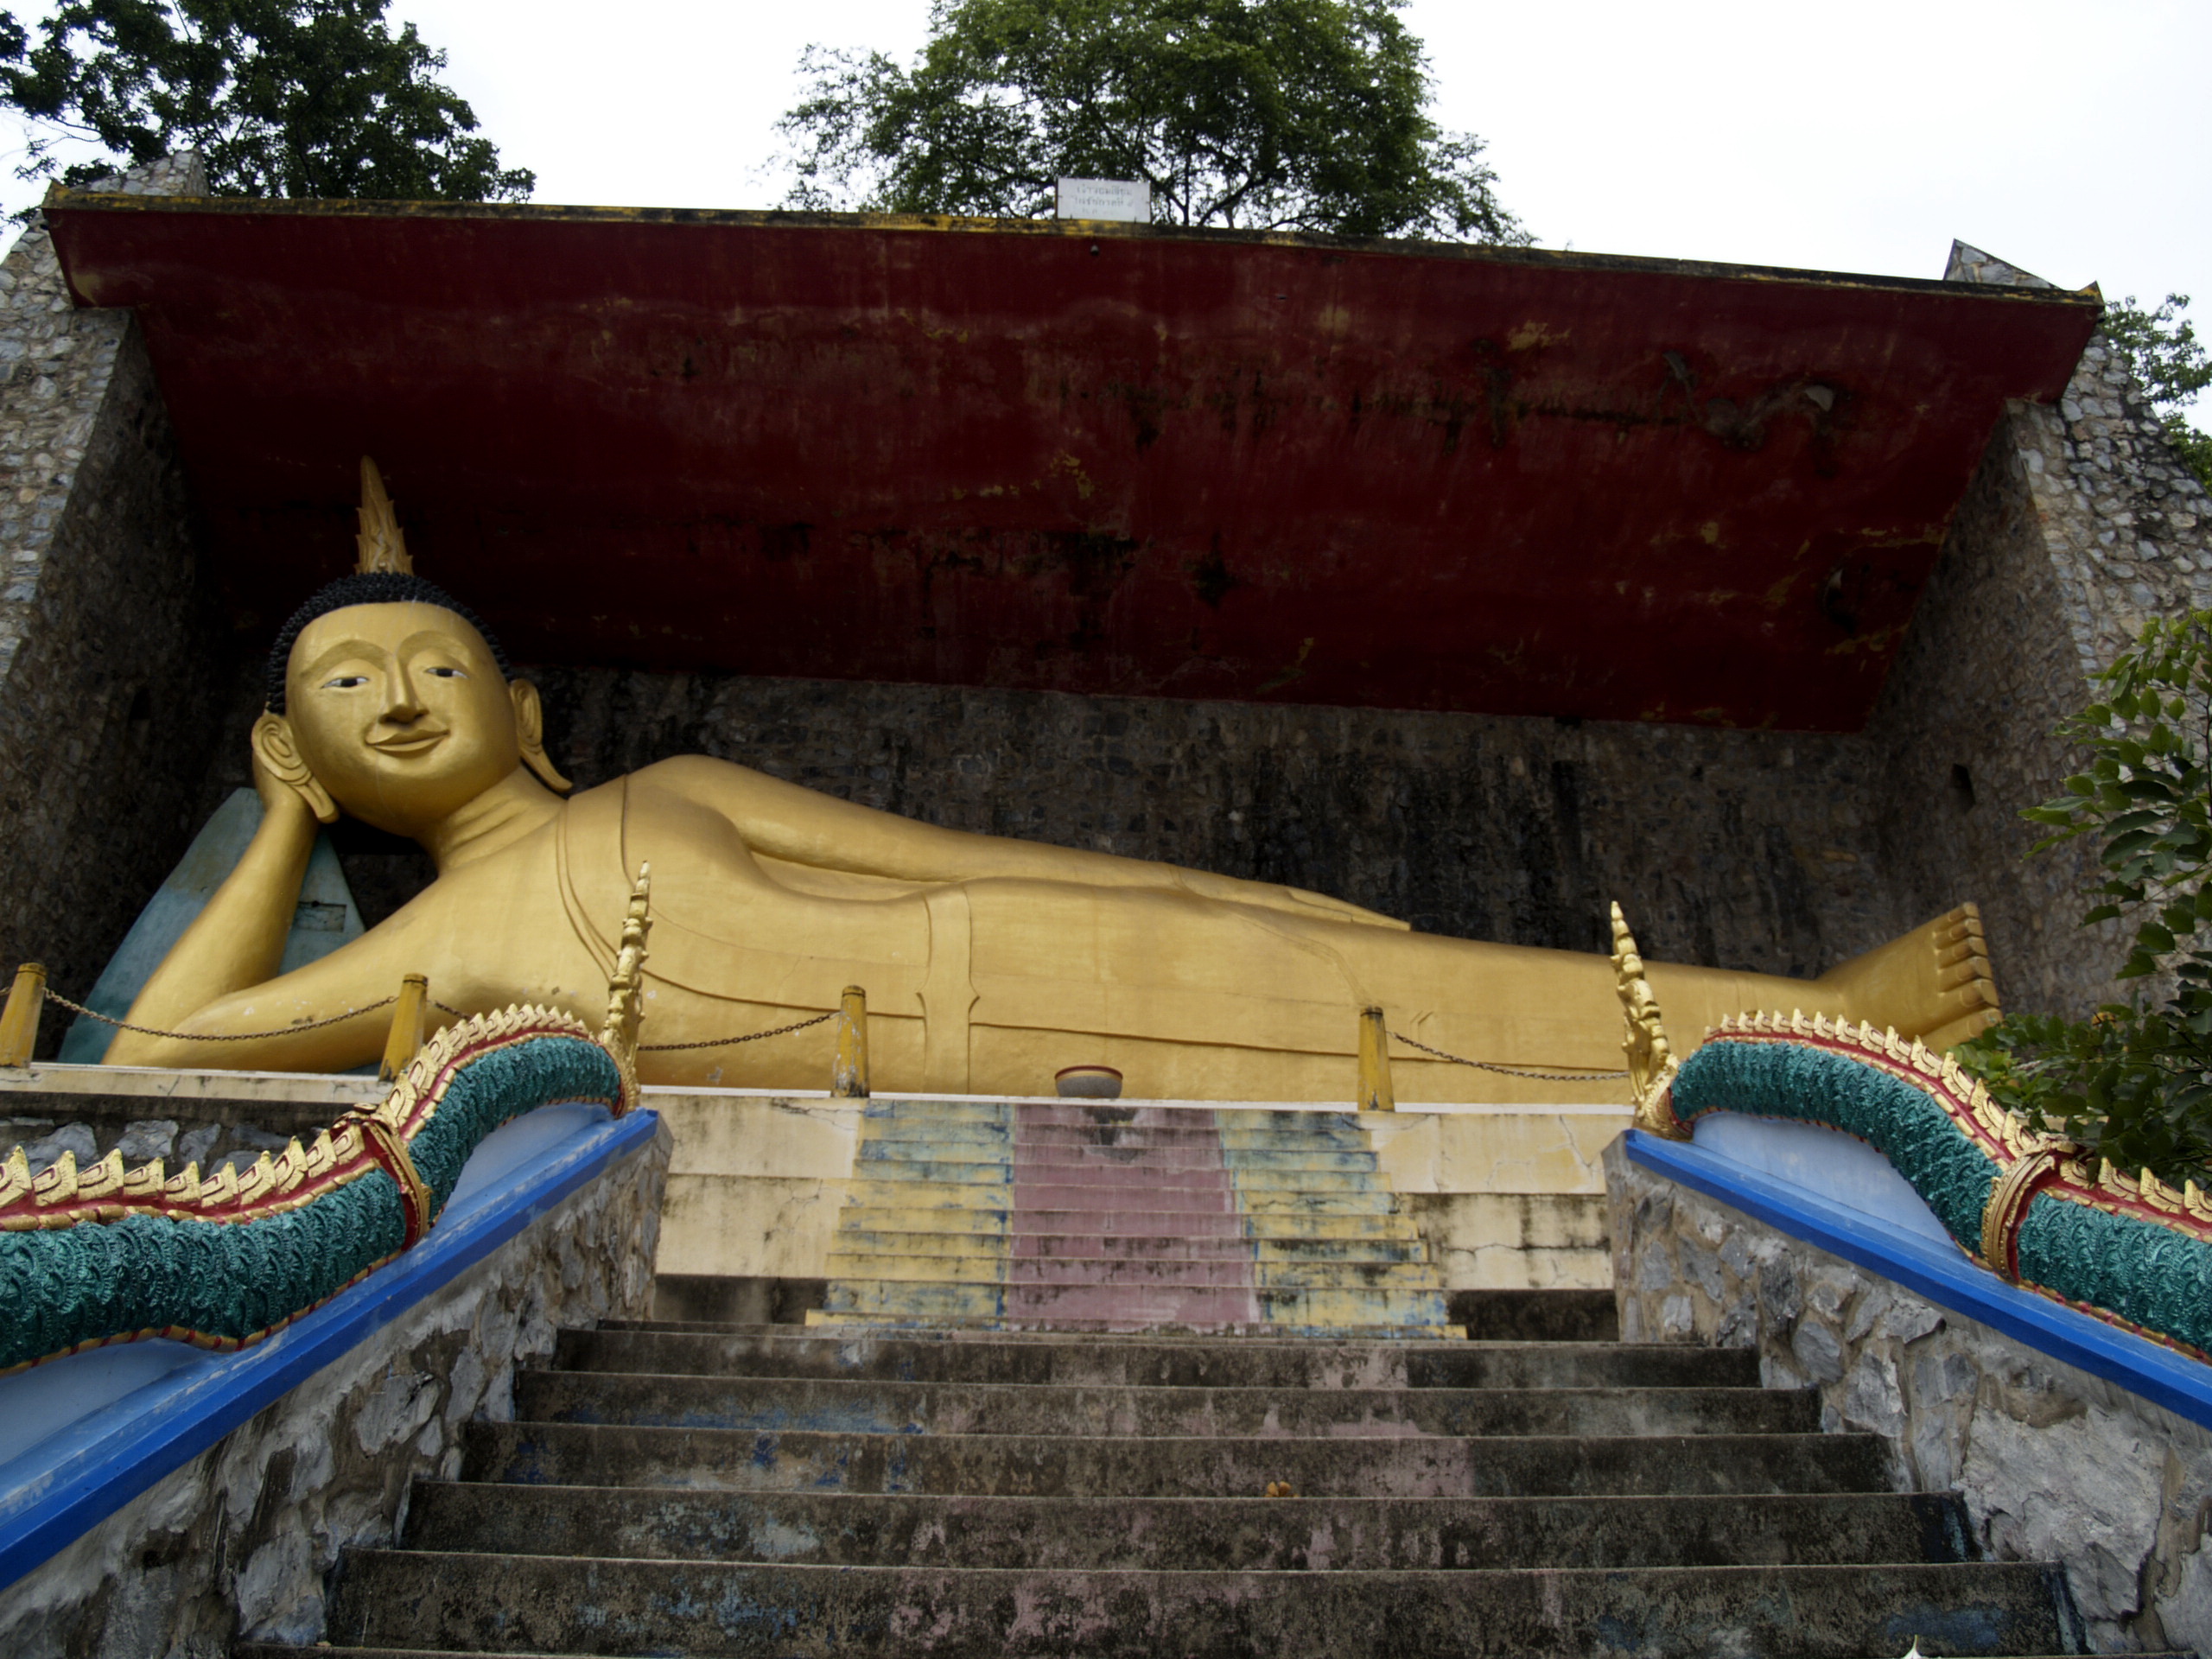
355, 457, 413, 575
1611, 900, 1688, 1139
601, 862, 653, 1063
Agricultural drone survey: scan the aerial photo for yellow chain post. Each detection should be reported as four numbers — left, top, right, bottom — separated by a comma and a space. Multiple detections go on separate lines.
832, 985, 870, 1099
1357, 1005, 1395, 1113
0, 963, 47, 1067
378, 973, 429, 1083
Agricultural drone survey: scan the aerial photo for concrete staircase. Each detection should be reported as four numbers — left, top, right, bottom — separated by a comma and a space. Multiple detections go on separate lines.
241, 1292, 2104, 1657
810, 1099, 1459, 1336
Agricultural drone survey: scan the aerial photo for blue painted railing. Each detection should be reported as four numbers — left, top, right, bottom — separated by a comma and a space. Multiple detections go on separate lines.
0, 1104, 659, 1590
1626, 1127, 2212, 1429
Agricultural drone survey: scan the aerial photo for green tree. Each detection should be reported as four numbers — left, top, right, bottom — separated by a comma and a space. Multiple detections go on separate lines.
0, 0, 531, 200
777, 0, 1525, 243
2102, 294, 2212, 491
1959, 611, 2212, 1183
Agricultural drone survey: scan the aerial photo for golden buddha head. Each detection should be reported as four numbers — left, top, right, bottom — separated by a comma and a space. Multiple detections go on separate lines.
252, 572, 569, 836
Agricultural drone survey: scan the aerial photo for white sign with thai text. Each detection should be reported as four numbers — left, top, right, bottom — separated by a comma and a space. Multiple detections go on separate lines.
1056, 178, 1151, 224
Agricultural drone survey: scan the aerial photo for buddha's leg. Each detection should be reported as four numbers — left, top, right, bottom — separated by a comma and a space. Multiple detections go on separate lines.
960, 884, 1999, 1103
1238, 902, 1999, 1101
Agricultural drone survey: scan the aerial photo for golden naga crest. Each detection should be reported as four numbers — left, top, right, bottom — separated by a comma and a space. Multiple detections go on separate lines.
1611, 901, 1689, 1139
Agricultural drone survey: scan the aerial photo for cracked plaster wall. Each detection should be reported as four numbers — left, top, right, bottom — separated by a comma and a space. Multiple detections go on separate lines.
1608, 1138, 2212, 1653
0, 1118, 671, 1658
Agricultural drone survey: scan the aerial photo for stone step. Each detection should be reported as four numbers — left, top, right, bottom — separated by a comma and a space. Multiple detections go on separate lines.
1008, 1145, 1379, 1173
399, 1484, 1975, 1570
810, 1313, 1468, 1338
861, 1099, 1010, 1123
834, 1229, 1244, 1259
553, 1328, 1759, 1389
844, 1179, 1015, 1209
835, 1204, 1422, 1238
825, 1252, 1262, 1287
871, 1133, 1300, 1155
819, 1254, 1439, 1289
512, 1372, 1821, 1439
856, 1123, 1013, 1147
1036, 1167, 1386, 1194
320, 1553, 2074, 1657
1449, 1287, 1618, 1343
1040, 1260, 1442, 1291
820, 1279, 1451, 1326
820, 1229, 1433, 1262
845, 1185, 1401, 1217
1011, 1116, 1360, 1135
461, 1422, 1893, 1497
852, 1157, 1014, 1183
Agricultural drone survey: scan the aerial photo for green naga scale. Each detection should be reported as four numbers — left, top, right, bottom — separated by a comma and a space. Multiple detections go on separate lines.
0, 868, 654, 1376
1612, 906, 2212, 1364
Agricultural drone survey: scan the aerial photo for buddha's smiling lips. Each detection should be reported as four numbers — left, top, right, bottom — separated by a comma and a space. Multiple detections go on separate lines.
366, 729, 448, 756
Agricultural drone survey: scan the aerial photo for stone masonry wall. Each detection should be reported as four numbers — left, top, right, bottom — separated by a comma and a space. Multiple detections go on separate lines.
1864, 247, 2212, 1019
0, 1116, 671, 1658
1607, 1138, 2212, 1653
0, 153, 238, 1043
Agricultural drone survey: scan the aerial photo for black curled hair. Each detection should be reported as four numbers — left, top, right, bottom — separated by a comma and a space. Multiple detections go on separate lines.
264, 573, 512, 714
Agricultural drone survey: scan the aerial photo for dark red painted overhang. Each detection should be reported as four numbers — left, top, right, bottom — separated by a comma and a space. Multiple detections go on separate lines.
45, 192, 2101, 730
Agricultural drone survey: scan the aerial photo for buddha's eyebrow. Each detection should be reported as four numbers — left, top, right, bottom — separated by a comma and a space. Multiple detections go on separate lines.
297, 638, 389, 681
395, 629, 478, 661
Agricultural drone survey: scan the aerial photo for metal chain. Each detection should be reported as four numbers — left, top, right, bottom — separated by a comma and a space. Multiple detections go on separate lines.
45, 984, 830, 1055
639, 1008, 838, 1052
44, 988, 399, 1042
1389, 1027, 1630, 1083
48, 991, 1561, 1085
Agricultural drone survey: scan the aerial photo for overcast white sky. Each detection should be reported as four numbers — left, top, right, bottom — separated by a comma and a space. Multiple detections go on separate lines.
5, 0, 2209, 409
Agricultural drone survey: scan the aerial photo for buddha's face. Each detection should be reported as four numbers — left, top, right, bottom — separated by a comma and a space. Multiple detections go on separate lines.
282, 601, 523, 835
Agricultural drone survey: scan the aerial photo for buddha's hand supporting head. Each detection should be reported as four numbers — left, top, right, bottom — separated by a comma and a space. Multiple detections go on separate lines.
255, 581, 569, 839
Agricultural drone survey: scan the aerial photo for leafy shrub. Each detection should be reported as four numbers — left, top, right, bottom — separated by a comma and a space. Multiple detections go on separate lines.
1957, 610, 2212, 1184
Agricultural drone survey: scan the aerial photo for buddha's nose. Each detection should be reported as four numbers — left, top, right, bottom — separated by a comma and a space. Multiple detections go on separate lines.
382, 666, 426, 723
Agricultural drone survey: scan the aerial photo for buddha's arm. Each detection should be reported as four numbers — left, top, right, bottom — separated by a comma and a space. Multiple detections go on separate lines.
101, 938, 404, 1073
649, 756, 1406, 928
104, 771, 322, 1065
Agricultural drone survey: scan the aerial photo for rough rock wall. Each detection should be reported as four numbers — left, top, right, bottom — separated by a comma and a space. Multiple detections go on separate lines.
1607, 1140, 2212, 1653
1863, 421, 2121, 1016
1864, 248, 2212, 1019
0, 154, 235, 1040
0, 1118, 671, 1658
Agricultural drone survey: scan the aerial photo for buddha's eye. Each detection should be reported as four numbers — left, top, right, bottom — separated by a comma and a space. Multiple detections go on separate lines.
321, 674, 369, 690
423, 666, 467, 679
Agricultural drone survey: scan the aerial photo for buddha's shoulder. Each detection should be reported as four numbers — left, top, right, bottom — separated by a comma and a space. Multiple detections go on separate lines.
621, 753, 762, 792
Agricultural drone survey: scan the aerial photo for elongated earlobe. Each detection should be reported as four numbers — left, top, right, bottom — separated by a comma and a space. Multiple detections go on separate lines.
512, 680, 573, 793
251, 713, 340, 824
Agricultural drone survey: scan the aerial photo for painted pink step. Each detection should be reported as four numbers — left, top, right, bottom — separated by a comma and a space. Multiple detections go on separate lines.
1007, 1102, 1262, 1328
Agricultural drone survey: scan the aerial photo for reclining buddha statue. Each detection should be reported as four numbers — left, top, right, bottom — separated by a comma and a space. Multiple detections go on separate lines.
104, 465, 2001, 1102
